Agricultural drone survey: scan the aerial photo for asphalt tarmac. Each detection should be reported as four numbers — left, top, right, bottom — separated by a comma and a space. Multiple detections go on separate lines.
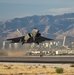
0, 56, 74, 63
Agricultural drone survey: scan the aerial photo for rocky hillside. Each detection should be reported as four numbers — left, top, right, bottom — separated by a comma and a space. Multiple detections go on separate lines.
0, 13, 74, 41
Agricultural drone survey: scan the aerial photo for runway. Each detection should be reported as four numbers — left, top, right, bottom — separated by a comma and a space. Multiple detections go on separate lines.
0, 56, 74, 63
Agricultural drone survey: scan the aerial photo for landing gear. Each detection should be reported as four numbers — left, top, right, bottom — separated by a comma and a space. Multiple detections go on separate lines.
22, 42, 25, 45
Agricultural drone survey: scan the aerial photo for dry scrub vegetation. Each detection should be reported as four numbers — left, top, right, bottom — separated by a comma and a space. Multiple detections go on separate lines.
0, 63, 74, 75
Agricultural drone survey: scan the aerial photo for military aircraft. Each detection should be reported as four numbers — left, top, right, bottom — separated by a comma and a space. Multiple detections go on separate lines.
6, 28, 53, 45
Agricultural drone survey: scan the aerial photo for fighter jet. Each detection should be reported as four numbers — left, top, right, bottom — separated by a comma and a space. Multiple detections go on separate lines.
6, 28, 53, 45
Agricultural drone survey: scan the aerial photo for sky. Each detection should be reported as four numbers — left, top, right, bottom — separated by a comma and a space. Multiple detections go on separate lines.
0, 0, 74, 21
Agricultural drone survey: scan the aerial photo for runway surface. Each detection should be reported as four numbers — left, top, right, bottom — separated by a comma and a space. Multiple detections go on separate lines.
0, 56, 74, 63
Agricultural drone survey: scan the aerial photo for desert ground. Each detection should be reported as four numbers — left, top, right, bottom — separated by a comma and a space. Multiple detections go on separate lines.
0, 63, 74, 75
0, 50, 74, 75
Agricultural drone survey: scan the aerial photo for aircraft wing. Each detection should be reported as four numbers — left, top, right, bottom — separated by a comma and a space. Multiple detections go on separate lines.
36, 36, 53, 43
6, 36, 24, 43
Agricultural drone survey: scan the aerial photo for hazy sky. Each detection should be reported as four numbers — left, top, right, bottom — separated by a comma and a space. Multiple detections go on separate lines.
0, 0, 74, 21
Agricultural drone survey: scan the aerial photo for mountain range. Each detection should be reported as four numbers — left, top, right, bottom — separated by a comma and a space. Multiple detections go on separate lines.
0, 13, 74, 41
